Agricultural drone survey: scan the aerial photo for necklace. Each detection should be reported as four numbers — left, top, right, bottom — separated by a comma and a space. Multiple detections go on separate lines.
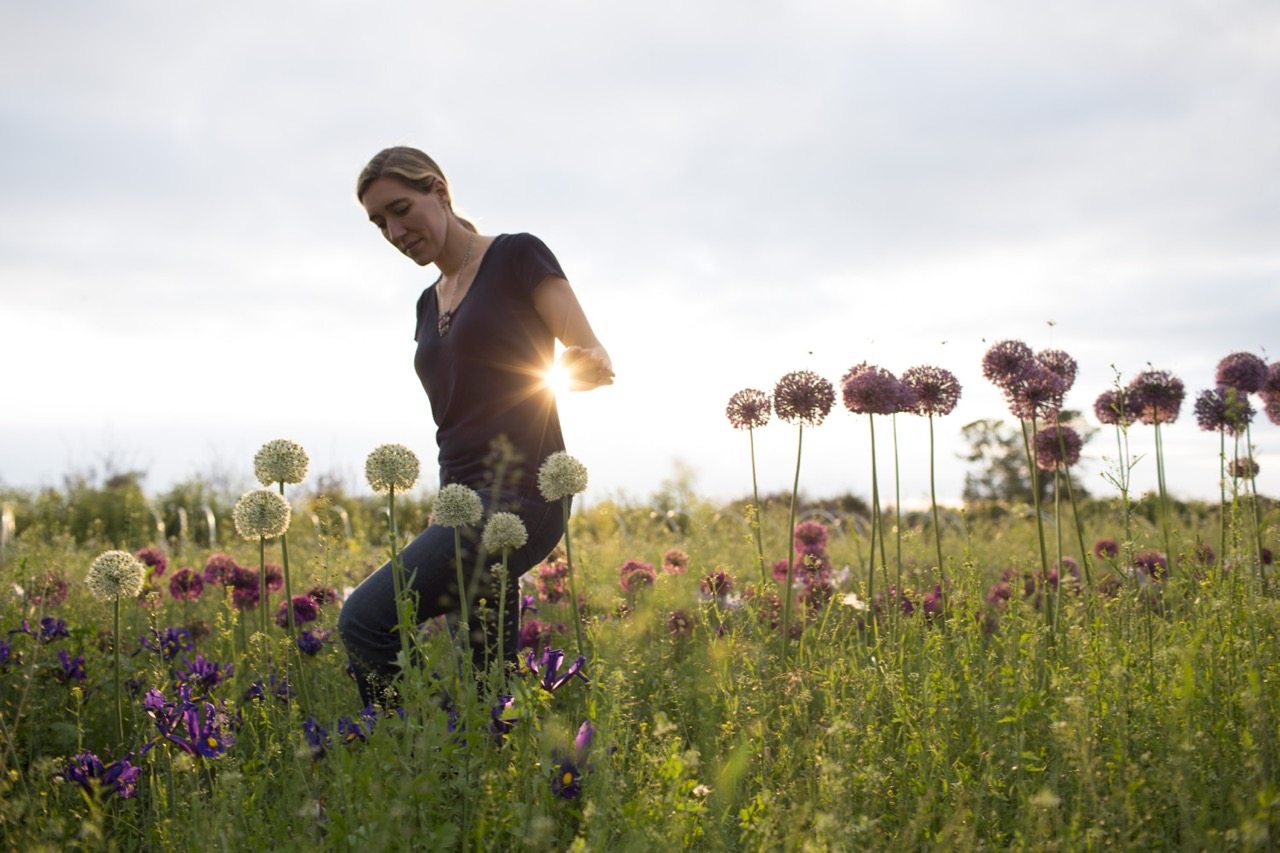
436, 232, 476, 337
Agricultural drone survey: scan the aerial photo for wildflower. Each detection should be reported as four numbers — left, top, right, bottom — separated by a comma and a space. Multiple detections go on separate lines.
921, 584, 945, 621
168, 568, 204, 601
1193, 387, 1254, 435
1036, 349, 1078, 392
841, 363, 908, 415
1005, 364, 1066, 420
263, 564, 284, 592
773, 370, 835, 426
537, 451, 589, 501
433, 483, 483, 527
793, 520, 829, 556
176, 654, 232, 695
1129, 370, 1185, 425
801, 578, 835, 610
526, 647, 589, 692
700, 570, 735, 599
1094, 389, 1140, 427
901, 365, 962, 416
982, 340, 1034, 390
242, 674, 293, 704
134, 547, 168, 578
29, 572, 69, 607
253, 438, 309, 486
1228, 457, 1260, 479
86, 551, 146, 601
535, 562, 567, 603
667, 609, 696, 639
1134, 551, 1168, 581
62, 752, 140, 799
482, 511, 529, 553
551, 758, 583, 798
297, 629, 329, 656
302, 717, 329, 759
307, 585, 339, 606
338, 705, 379, 745
140, 627, 193, 661
726, 388, 772, 429
0, 640, 16, 672
662, 548, 690, 574
618, 559, 656, 593
365, 443, 420, 493
1215, 352, 1269, 394
841, 592, 869, 611
520, 594, 538, 615
517, 618, 565, 651
1191, 542, 1217, 567
771, 559, 792, 583
202, 553, 239, 585
1094, 538, 1120, 559
54, 650, 86, 684
1033, 425, 1082, 470
233, 489, 291, 540
490, 694, 517, 743
985, 581, 1013, 608
31, 617, 70, 643
226, 566, 261, 610
275, 595, 320, 629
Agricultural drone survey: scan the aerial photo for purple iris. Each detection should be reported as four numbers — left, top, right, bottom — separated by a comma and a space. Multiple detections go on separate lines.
63, 751, 140, 799
55, 649, 86, 684
142, 686, 233, 759
0, 640, 15, 671
550, 720, 596, 799
338, 705, 379, 745
490, 694, 517, 743
38, 617, 70, 642
176, 654, 232, 695
242, 674, 293, 704
139, 627, 193, 661
297, 629, 328, 656
526, 648, 589, 693
303, 717, 329, 759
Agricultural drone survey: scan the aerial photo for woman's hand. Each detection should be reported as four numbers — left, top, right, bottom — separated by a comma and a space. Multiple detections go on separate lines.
559, 345, 614, 391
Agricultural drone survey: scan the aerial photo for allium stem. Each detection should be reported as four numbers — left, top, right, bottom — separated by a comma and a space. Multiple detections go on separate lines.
258, 536, 268, 638
867, 416, 881, 610
781, 425, 804, 661
1020, 418, 1051, 623
1054, 415, 1092, 589
1245, 423, 1265, 592
113, 596, 123, 747
277, 481, 297, 636
927, 415, 948, 616
749, 427, 768, 587
892, 413, 903, 631
453, 525, 470, 661
1154, 420, 1175, 578
388, 487, 413, 663
560, 496, 586, 657
1219, 429, 1227, 578
496, 555, 509, 677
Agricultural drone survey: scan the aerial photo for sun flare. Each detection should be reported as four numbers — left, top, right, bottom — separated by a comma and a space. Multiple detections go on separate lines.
544, 361, 573, 396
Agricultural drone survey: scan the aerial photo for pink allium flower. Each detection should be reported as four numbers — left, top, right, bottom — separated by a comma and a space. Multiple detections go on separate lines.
275, 595, 320, 629
618, 560, 656, 593
1129, 370, 1185, 425
134, 547, 167, 578
202, 553, 239, 586
666, 609, 696, 639
1094, 538, 1119, 560
841, 363, 908, 416
982, 340, 1033, 390
1036, 349, 1078, 393
168, 568, 204, 602
901, 365, 962, 416
1215, 352, 1268, 394
700, 570, 734, 599
1033, 425, 1082, 470
773, 371, 836, 426
1094, 389, 1140, 427
726, 389, 771, 430
662, 549, 690, 574
1006, 364, 1066, 420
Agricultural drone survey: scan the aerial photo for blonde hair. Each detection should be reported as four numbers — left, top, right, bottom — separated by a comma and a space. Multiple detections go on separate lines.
356, 147, 478, 233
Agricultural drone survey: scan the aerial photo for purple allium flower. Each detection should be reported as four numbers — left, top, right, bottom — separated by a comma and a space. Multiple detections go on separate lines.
801, 577, 835, 610
1263, 547, 1274, 566
1265, 363, 1280, 396
30, 572, 69, 607
297, 629, 329, 656
901, 365, 962, 416
773, 370, 836, 426
1129, 370, 1185, 425
662, 548, 690, 574
168, 568, 204, 602
176, 654, 232, 695
793, 520, 829, 555
1033, 425, 1082, 470
140, 627, 193, 661
306, 585, 339, 606
275, 595, 320, 629
1094, 389, 1140, 427
54, 649, 86, 684
841, 363, 907, 416
517, 618, 566, 652
1036, 349, 1078, 393
771, 559, 791, 583
302, 717, 329, 759
263, 564, 284, 593
1006, 364, 1066, 421
921, 584, 945, 621
1134, 550, 1168, 581
1266, 394, 1280, 427
134, 547, 167, 578
618, 559, 656, 593
1193, 387, 1254, 435
526, 647, 589, 693
666, 608, 696, 639
226, 566, 261, 610
986, 581, 1012, 608
982, 340, 1034, 390
700, 570, 735, 599
1228, 457, 1260, 479
726, 388, 772, 430
1094, 538, 1120, 560
63, 752, 140, 799
876, 586, 915, 616
1215, 352, 1269, 394
202, 553, 239, 585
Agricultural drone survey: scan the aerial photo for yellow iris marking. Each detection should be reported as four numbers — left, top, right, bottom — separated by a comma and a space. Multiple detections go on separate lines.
562, 771, 574, 785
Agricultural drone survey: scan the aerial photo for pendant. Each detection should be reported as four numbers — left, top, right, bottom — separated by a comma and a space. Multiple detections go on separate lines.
437, 310, 453, 337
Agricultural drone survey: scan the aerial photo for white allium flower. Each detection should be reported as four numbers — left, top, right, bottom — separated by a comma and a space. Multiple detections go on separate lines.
86, 550, 146, 601
233, 488, 292, 540
433, 483, 483, 528
537, 451, 588, 502
365, 443, 420, 494
841, 593, 869, 611
254, 438, 310, 486
482, 512, 528, 554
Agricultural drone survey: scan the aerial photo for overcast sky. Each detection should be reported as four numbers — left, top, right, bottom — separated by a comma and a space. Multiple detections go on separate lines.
1, 1, 1277, 509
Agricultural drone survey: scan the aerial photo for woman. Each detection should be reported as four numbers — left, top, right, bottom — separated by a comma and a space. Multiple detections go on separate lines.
338, 147, 612, 706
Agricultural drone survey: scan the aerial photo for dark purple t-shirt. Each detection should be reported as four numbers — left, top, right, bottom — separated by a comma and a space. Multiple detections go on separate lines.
413, 233, 566, 497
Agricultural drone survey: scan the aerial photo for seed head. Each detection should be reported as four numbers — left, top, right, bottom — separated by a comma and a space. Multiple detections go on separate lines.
254, 439, 310, 486
901, 365, 962, 416
841, 363, 908, 416
86, 550, 146, 602
232, 489, 292, 540
482, 512, 529, 553
433, 483, 483, 528
773, 370, 835, 426
365, 443, 420, 493
538, 451, 589, 501
1128, 370, 1185, 425
1215, 352, 1268, 394
725, 389, 771, 430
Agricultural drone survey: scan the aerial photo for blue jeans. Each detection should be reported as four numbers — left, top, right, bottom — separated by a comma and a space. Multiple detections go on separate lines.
338, 491, 565, 706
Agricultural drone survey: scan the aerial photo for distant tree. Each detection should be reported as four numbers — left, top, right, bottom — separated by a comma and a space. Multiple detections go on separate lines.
959, 411, 1095, 505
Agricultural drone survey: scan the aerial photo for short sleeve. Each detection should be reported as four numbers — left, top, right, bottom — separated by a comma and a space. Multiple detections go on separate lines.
513, 233, 566, 295
413, 288, 431, 342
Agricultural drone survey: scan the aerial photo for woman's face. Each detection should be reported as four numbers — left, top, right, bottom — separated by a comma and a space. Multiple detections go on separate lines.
361, 176, 449, 266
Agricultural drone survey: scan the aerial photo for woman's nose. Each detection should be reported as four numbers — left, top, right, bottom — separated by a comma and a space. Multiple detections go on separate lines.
386, 218, 406, 242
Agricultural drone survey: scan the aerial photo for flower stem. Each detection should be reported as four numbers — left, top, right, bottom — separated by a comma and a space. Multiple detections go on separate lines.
113, 595, 123, 747
389, 487, 411, 662
561, 496, 586, 657
781, 425, 804, 662
749, 427, 767, 587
